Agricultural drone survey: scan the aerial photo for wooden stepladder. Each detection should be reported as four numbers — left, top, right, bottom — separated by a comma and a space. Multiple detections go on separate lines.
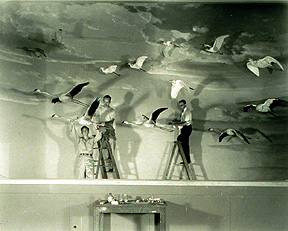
163, 141, 196, 180
94, 137, 120, 179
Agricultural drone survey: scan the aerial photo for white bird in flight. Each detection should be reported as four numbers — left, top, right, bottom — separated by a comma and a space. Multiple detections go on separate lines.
122, 107, 174, 132
208, 128, 250, 144
100, 65, 121, 77
34, 82, 89, 107
158, 40, 183, 57
170, 80, 195, 99
204, 35, 229, 53
52, 97, 103, 126
128, 56, 148, 72
243, 98, 288, 118
246, 56, 284, 77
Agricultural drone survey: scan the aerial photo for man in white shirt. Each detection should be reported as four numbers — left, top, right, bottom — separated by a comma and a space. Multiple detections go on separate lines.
94, 95, 116, 171
176, 99, 192, 164
73, 125, 102, 179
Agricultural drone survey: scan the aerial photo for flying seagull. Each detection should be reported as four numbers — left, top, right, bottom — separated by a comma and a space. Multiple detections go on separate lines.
170, 80, 195, 99
100, 65, 121, 77
208, 128, 250, 144
243, 98, 288, 118
52, 97, 103, 126
128, 56, 148, 72
34, 82, 89, 107
122, 107, 174, 132
246, 56, 284, 77
158, 40, 183, 57
204, 35, 229, 53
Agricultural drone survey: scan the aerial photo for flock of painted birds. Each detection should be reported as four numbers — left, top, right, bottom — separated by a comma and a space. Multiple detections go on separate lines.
30, 31, 287, 145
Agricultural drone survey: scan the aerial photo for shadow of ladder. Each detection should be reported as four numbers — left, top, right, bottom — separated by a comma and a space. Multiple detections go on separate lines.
163, 141, 197, 180
93, 138, 120, 179
116, 149, 139, 179
190, 161, 208, 180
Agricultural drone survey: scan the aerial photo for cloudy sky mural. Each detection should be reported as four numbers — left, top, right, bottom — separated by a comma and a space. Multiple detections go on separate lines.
0, 1, 287, 180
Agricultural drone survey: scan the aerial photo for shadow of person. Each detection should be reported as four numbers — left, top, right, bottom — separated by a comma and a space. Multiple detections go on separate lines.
115, 92, 149, 179
45, 120, 77, 179
190, 98, 208, 180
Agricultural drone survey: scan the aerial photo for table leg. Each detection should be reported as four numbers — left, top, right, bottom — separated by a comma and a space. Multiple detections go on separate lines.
94, 209, 104, 231
159, 210, 166, 231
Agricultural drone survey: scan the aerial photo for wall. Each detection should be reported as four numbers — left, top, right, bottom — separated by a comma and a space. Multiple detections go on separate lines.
0, 180, 287, 231
0, 1, 287, 180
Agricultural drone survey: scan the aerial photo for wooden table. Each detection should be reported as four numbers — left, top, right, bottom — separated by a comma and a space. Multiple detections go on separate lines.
94, 201, 167, 231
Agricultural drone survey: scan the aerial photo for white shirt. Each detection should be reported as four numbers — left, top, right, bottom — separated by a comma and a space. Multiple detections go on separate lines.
180, 107, 192, 125
78, 137, 95, 154
94, 105, 116, 128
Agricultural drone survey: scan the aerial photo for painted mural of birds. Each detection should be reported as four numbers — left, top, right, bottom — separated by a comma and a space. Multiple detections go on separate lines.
34, 82, 89, 107
243, 98, 288, 118
204, 35, 229, 53
170, 80, 195, 99
208, 128, 250, 144
100, 65, 121, 76
52, 97, 102, 126
128, 56, 148, 72
246, 56, 284, 77
122, 107, 174, 132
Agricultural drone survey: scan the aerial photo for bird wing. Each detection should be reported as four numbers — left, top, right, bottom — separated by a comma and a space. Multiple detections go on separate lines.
247, 62, 260, 76
243, 104, 255, 112
234, 130, 250, 144
68, 82, 89, 97
162, 45, 173, 57
268, 98, 288, 110
212, 35, 229, 51
171, 82, 183, 99
262, 56, 284, 70
85, 97, 100, 117
135, 56, 148, 67
151, 107, 168, 123
107, 65, 117, 73
218, 131, 228, 142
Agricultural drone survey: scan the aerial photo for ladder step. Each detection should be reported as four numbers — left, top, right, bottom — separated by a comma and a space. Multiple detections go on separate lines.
94, 138, 120, 179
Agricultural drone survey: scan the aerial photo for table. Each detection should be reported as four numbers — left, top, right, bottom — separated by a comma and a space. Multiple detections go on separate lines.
94, 201, 167, 231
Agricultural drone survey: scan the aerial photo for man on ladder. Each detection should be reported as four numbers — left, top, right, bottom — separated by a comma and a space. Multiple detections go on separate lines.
94, 95, 117, 172
173, 99, 193, 165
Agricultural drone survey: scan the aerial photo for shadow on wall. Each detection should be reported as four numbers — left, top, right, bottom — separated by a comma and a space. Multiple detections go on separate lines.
193, 73, 236, 97
166, 202, 222, 231
190, 98, 209, 180
115, 92, 150, 179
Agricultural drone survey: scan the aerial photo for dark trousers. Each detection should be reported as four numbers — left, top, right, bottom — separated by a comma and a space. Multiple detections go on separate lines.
177, 125, 192, 163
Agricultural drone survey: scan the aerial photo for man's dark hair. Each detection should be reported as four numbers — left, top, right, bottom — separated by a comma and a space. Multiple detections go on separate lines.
81, 126, 89, 132
179, 99, 186, 105
103, 95, 112, 101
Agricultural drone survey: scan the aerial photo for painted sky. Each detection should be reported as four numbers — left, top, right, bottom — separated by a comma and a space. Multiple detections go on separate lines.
0, 1, 287, 180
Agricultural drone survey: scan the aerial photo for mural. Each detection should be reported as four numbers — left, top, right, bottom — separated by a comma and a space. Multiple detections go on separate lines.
0, 1, 287, 180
